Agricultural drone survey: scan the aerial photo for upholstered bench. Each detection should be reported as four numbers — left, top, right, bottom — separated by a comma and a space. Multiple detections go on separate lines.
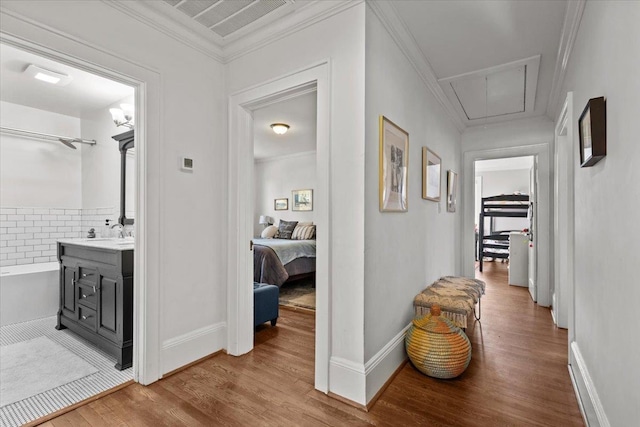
413, 276, 485, 329
254, 282, 279, 327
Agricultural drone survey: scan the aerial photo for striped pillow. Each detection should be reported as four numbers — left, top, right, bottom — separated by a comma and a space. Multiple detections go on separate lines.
292, 224, 315, 240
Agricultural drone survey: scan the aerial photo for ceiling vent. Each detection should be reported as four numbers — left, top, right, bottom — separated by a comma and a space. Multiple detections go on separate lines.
162, 0, 289, 39
438, 55, 540, 126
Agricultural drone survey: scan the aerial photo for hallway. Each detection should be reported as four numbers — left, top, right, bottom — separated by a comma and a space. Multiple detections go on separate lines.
38, 263, 583, 426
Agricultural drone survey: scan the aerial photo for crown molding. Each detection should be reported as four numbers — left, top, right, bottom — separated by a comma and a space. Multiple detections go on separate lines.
103, 0, 225, 63
546, 0, 586, 119
367, 0, 465, 133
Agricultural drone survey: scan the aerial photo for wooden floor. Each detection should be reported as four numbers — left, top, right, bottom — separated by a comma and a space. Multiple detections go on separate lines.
40, 262, 583, 426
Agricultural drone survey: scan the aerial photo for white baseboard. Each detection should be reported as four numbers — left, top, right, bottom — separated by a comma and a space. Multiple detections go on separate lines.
329, 356, 366, 405
364, 323, 410, 403
161, 322, 227, 375
551, 292, 557, 325
569, 341, 610, 427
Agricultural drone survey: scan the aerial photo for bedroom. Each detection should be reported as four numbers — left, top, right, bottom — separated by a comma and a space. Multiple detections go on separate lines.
252, 90, 318, 326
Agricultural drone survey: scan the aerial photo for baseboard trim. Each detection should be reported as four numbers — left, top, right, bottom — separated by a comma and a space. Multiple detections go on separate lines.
364, 323, 410, 404
161, 322, 226, 375
329, 356, 366, 405
570, 341, 610, 427
327, 392, 367, 412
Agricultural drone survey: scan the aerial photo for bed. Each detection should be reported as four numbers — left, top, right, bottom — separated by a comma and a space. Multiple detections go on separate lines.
252, 238, 316, 286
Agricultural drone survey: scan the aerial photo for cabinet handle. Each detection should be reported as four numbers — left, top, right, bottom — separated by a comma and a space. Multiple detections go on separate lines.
93, 286, 96, 293
82, 315, 88, 320
82, 273, 87, 277
72, 279, 76, 285
82, 294, 87, 299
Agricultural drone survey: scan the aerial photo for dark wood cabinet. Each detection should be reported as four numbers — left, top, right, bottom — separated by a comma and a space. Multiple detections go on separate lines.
56, 241, 134, 370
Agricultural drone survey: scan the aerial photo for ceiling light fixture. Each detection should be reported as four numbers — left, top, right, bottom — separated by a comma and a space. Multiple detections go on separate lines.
110, 103, 135, 129
25, 64, 72, 86
270, 123, 290, 135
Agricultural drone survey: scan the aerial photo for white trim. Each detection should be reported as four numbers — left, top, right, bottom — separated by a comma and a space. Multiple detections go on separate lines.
546, 0, 586, 118
0, 10, 162, 385
367, 0, 465, 132
364, 323, 410, 404
329, 357, 366, 404
227, 61, 331, 393
463, 143, 552, 306
254, 150, 317, 164
570, 342, 610, 427
161, 322, 227, 375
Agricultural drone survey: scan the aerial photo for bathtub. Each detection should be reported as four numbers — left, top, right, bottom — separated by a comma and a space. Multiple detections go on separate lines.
0, 261, 59, 327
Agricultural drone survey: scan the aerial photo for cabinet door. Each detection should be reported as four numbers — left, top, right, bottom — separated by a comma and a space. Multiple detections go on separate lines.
97, 275, 119, 343
60, 265, 78, 319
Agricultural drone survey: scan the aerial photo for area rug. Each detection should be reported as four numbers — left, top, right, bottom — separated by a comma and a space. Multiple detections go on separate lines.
0, 336, 98, 406
279, 280, 316, 310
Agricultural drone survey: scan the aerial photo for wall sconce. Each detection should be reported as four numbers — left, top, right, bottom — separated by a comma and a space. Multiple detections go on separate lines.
110, 103, 135, 129
259, 215, 274, 229
270, 123, 289, 135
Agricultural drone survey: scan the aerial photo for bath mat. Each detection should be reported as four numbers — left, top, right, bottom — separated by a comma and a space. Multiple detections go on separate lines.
0, 336, 98, 406
279, 280, 316, 310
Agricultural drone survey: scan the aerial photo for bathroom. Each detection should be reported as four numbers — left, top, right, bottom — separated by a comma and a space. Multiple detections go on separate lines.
0, 42, 136, 426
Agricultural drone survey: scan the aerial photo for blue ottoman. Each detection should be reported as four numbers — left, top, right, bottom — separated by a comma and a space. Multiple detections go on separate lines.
254, 283, 279, 327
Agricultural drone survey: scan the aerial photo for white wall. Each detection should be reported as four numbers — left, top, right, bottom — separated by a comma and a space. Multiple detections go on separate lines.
227, 1, 367, 402
1, 0, 227, 379
364, 6, 462, 402
254, 152, 316, 237
0, 101, 82, 208
560, 2, 640, 425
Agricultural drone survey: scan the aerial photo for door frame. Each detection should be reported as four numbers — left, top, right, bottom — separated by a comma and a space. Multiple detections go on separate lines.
463, 143, 552, 306
0, 30, 160, 384
553, 92, 574, 333
227, 61, 331, 392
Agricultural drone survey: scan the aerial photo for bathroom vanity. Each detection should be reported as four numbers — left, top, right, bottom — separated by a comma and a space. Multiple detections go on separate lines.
56, 238, 134, 370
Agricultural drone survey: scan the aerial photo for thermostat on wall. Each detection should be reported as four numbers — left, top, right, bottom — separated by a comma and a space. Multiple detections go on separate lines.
181, 157, 194, 171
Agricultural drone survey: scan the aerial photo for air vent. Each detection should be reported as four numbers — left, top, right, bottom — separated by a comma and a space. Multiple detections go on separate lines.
163, 0, 289, 39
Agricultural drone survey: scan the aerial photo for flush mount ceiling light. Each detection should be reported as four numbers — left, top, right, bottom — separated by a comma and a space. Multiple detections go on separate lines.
270, 123, 290, 135
24, 64, 72, 86
110, 103, 135, 129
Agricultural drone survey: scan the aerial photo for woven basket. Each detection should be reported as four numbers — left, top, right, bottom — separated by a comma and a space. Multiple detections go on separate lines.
405, 304, 471, 379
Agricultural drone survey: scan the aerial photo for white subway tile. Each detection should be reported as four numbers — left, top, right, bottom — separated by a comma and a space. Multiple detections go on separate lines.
41, 238, 56, 245
7, 240, 25, 247
26, 239, 42, 245
72, 215, 82, 221
8, 253, 23, 260
25, 215, 41, 221
16, 258, 34, 265
25, 251, 41, 258
50, 209, 64, 215
42, 215, 56, 220
34, 257, 51, 263
0, 215, 6, 221
35, 221, 50, 227
0, 208, 17, 215
7, 215, 24, 221
35, 232, 49, 238
33, 208, 50, 214
1, 235, 14, 241
16, 208, 33, 215
65, 221, 80, 226
42, 249, 57, 256
57, 226, 72, 232
17, 233, 34, 240
49, 256, 58, 262
42, 226, 57, 232
7, 228, 25, 234
1, 221, 17, 228
0, 259, 17, 267
0, 253, 6, 260
49, 244, 58, 250
17, 246, 34, 252
17, 221, 34, 227
64, 232, 79, 238
51, 220, 65, 226
34, 244, 49, 251
65, 209, 79, 215
25, 227, 42, 233
50, 232, 65, 238
0, 241, 6, 247
0, 247, 15, 254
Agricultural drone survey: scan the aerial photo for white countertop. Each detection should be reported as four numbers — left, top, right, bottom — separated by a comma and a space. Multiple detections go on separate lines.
57, 237, 134, 251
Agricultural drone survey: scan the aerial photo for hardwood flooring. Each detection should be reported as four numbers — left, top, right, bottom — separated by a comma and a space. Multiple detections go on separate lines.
40, 262, 583, 426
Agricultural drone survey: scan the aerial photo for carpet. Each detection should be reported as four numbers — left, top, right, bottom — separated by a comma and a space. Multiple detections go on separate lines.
279, 280, 316, 310
0, 336, 99, 407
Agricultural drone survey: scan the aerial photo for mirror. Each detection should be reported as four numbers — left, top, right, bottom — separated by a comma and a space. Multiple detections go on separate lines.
111, 130, 134, 225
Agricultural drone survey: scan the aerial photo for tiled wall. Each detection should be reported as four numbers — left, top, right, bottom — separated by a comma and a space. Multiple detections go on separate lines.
0, 207, 116, 267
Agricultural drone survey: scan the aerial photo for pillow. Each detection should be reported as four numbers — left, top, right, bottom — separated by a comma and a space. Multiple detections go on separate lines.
297, 221, 314, 226
292, 224, 316, 240
261, 225, 278, 239
276, 220, 298, 239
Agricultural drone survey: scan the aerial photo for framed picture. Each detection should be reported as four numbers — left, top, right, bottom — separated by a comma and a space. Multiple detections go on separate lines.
379, 116, 409, 212
292, 189, 313, 211
578, 96, 606, 167
422, 147, 441, 201
446, 170, 458, 212
274, 198, 288, 211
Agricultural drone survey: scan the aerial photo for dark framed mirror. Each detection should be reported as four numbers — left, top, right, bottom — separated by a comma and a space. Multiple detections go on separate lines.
112, 130, 134, 226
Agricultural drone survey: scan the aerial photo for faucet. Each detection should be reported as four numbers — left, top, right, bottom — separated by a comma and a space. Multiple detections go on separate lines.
110, 223, 125, 238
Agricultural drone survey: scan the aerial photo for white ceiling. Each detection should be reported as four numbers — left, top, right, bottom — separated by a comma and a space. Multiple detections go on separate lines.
0, 43, 134, 118
253, 91, 317, 161
475, 156, 534, 173
392, 0, 566, 125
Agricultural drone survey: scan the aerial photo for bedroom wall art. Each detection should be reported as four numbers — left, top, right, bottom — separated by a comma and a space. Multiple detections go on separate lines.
379, 115, 409, 212
274, 198, 288, 210
422, 147, 441, 201
292, 189, 313, 211
446, 170, 458, 212
578, 96, 606, 167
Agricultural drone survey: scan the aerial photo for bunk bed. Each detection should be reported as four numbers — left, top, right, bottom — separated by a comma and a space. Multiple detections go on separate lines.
478, 194, 530, 272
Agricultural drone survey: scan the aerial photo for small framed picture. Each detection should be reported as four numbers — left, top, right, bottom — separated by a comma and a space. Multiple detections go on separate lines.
446, 170, 458, 212
578, 96, 606, 167
422, 147, 441, 201
274, 198, 288, 211
379, 116, 409, 212
292, 189, 313, 211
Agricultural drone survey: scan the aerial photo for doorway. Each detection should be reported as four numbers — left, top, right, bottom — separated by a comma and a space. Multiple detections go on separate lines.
0, 35, 150, 425
227, 62, 330, 392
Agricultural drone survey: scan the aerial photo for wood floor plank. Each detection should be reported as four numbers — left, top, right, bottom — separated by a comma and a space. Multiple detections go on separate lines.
40, 261, 583, 426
